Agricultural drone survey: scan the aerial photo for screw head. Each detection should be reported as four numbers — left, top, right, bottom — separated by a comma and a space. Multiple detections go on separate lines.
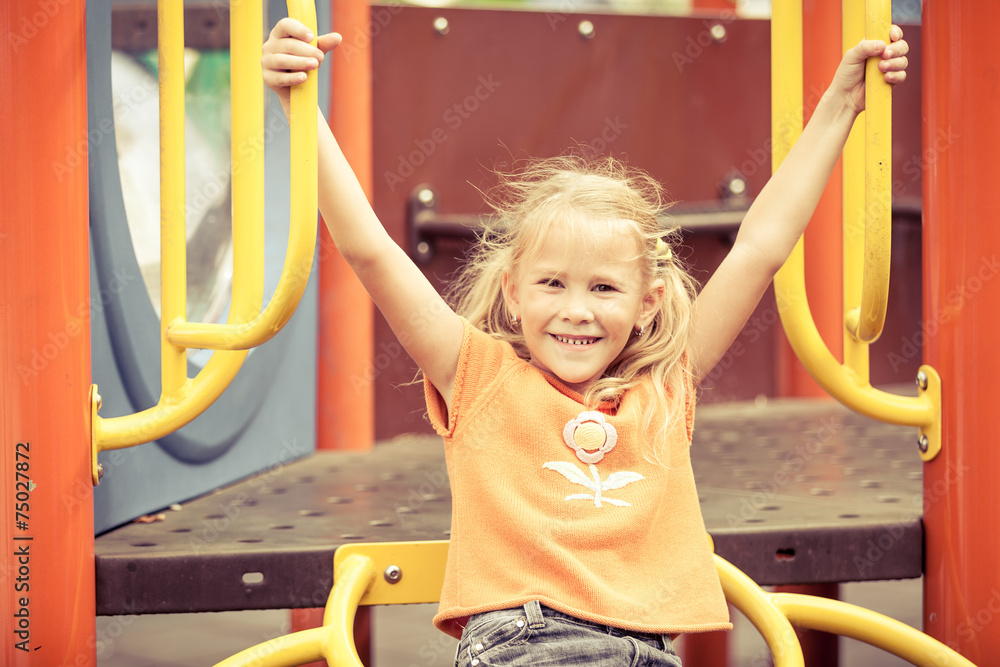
727, 177, 747, 197
916, 370, 929, 391
918, 434, 929, 453
97, 463, 105, 480
433, 17, 449, 36
578, 20, 595, 39
384, 564, 402, 584
417, 188, 435, 206
710, 23, 727, 43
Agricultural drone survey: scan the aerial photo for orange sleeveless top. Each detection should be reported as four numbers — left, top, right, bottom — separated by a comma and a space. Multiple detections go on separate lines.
424, 319, 731, 639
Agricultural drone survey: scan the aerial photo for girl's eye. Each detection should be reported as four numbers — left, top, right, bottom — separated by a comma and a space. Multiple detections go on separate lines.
541, 278, 563, 288
594, 284, 617, 293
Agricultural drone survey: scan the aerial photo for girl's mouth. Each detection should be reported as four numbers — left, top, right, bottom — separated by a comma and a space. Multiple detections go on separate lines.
552, 334, 600, 346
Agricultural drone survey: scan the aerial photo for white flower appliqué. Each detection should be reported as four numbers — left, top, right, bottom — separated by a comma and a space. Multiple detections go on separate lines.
544, 411, 643, 508
543, 462, 644, 508
562, 410, 617, 464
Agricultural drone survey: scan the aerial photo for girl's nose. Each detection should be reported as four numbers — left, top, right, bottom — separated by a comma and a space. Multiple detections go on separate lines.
560, 293, 594, 324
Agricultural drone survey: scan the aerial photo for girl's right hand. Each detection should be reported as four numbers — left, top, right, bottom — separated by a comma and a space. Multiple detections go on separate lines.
261, 18, 341, 110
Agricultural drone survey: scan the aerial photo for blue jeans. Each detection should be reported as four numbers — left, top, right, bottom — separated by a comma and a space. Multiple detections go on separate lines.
456, 601, 683, 667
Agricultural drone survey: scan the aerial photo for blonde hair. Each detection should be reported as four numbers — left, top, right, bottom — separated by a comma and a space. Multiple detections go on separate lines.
447, 154, 699, 462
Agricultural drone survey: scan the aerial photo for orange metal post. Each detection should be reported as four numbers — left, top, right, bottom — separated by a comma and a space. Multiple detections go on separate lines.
0, 1, 94, 665
922, 1, 1000, 662
317, 0, 375, 452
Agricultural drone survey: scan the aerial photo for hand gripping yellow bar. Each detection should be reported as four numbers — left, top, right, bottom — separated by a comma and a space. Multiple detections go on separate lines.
91, 0, 318, 480
771, 0, 941, 462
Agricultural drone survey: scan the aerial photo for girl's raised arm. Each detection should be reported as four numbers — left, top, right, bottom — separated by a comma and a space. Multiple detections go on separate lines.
687, 28, 909, 386
263, 19, 464, 408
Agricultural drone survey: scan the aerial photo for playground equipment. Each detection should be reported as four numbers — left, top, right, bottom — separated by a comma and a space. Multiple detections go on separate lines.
2, 0, 998, 664
207, 540, 976, 667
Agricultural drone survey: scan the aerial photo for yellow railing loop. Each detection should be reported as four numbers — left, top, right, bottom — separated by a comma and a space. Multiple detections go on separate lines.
715, 556, 804, 667
211, 554, 377, 667
90, 0, 318, 482
771, 0, 942, 462
716, 554, 977, 667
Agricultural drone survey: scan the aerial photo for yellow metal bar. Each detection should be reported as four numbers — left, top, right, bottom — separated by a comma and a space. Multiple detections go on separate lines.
770, 0, 940, 457
230, 0, 266, 322
94, 357, 246, 451
92, 0, 317, 463
212, 628, 326, 667
846, 0, 893, 343
213, 553, 376, 667
321, 553, 377, 667
159, 0, 187, 395
842, 0, 868, 377
167, 0, 319, 350
714, 556, 804, 667
772, 593, 978, 667
334, 541, 450, 607
771, 0, 803, 169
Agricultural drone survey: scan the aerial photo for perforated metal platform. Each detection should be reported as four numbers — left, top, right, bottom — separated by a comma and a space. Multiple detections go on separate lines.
94, 399, 923, 615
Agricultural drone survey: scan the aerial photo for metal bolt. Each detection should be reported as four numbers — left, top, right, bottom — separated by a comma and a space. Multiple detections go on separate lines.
417, 188, 435, 206
95, 392, 103, 412
916, 370, 928, 391
384, 564, 402, 584
710, 23, 727, 43
433, 17, 449, 36
578, 20, 595, 39
417, 241, 431, 257
727, 176, 747, 197
97, 463, 105, 480
918, 434, 929, 453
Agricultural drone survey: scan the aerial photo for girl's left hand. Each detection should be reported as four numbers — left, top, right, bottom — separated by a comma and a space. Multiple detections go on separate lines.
832, 24, 909, 114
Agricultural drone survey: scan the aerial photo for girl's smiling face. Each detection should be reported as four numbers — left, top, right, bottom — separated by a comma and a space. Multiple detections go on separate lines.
503, 220, 663, 394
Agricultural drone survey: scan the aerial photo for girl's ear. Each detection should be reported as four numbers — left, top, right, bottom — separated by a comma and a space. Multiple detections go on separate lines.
638, 278, 666, 327
502, 270, 519, 313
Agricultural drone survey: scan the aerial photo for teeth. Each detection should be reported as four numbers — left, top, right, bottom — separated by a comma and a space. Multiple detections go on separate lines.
555, 335, 597, 346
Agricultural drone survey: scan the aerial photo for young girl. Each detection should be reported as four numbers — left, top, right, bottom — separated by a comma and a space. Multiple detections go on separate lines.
263, 21, 908, 666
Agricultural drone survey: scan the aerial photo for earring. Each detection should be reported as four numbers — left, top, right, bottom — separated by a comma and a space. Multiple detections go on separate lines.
511, 313, 520, 327
635, 324, 645, 337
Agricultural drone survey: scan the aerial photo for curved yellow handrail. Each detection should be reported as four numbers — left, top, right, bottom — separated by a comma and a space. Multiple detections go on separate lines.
320, 554, 378, 666
771, 0, 941, 461
91, 0, 318, 472
715, 556, 804, 667
772, 593, 977, 667
211, 554, 376, 667
715, 554, 977, 667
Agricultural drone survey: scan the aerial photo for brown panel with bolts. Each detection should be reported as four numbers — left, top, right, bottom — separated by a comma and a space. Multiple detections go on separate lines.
368, 7, 922, 438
